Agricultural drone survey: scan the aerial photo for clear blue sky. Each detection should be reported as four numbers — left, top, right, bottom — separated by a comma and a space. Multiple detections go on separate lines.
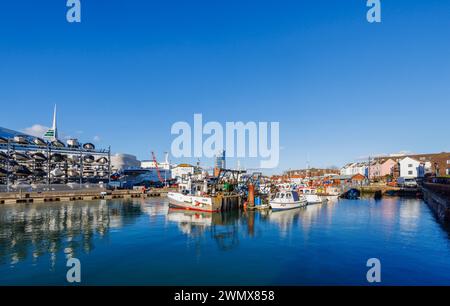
0, 0, 449, 174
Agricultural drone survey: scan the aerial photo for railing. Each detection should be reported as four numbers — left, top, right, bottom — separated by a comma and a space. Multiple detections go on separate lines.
423, 177, 450, 198
425, 177, 450, 185
0, 183, 107, 193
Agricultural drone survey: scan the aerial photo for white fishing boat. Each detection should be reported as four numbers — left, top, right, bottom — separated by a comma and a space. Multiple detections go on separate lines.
167, 191, 192, 205
325, 186, 341, 196
167, 178, 218, 212
167, 191, 217, 212
299, 188, 327, 205
270, 190, 307, 211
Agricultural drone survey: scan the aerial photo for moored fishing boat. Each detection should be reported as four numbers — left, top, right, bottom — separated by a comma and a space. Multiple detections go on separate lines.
270, 190, 307, 211
167, 191, 218, 212
299, 187, 327, 205
167, 178, 219, 212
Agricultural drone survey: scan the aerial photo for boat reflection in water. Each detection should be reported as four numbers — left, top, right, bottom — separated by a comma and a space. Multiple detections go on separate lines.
0, 200, 143, 268
2, 197, 450, 285
269, 207, 304, 235
166, 208, 244, 251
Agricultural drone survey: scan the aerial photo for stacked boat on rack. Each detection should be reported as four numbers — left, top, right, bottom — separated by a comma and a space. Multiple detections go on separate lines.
0, 133, 110, 185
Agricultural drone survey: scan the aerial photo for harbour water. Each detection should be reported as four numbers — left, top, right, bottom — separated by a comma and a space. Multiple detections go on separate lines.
1, 197, 450, 285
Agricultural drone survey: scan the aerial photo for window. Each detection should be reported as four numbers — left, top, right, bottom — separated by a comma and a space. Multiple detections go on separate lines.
447, 168, 450, 175
447, 160, 450, 165
408, 171, 413, 175
408, 164, 413, 168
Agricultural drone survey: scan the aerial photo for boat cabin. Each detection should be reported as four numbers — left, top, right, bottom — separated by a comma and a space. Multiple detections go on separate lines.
271, 191, 301, 202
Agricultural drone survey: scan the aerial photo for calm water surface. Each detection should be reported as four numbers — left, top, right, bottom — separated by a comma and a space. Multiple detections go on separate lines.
1, 197, 450, 285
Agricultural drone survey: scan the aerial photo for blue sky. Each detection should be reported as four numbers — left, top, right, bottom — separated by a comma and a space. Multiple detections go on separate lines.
0, 0, 449, 174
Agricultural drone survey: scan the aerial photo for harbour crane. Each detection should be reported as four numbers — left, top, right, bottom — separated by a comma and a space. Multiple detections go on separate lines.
151, 151, 164, 184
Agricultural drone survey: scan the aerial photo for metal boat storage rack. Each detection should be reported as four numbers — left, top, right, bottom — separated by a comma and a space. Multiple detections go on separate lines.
0, 138, 111, 188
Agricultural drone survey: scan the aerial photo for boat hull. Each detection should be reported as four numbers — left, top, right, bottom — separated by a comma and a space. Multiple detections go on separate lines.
270, 200, 307, 211
167, 192, 218, 212
304, 194, 325, 205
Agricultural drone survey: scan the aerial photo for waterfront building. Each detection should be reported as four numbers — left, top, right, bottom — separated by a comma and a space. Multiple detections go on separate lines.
375, 152, 450, 178
214, 150, 226, 177
399, 157, 424, 178
287, 175, 303, 184
340, 163, 369, 177
110, 153, 141, 172
0, 107, 110, 187
330, 174, 368, 186
369, 160, 381, 179
369, 158, 396, 180
353, 162, 369, 176
380, 159, 396, 177
172, 164, 195, 182
351, 173, 368, 185
141, 152, 171, 170
340, 163, 356, 176
286, 168, 340, 178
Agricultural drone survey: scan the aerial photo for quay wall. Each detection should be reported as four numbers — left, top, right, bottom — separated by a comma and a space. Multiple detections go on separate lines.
0, 188, 169, 205
422, 183, 450, 223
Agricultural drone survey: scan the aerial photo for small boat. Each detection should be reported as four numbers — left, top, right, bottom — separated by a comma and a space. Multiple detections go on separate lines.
83, 143, 95, 150
12, 152, 31, 161
15, 165, 33, 176
299, 188, 327, 205
51, 139, 65, 147
8, 160, 19, 167
31, 152, 47, 161
67, 139, 79, 148
13, 135, 29, 144
51, 153, 65, 162
83, 171, 95, 178
33, 169, 47, 177
67, 155, 81, 163
67, 169, 80, 177
96, 157, 108, 164
0, 137, 9, 144
83, 155, 95, 163
50, 168, 64, 177
270, 190, 307, 211
97, 170, 108, 177
341, 188, 361, 200
0, 151, 9, 160
325, 186, 341, 196
0, 168, 9, 177
33, 137, 47, 146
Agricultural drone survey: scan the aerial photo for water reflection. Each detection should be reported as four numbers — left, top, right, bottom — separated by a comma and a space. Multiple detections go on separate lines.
165, 209, 244, 251
1, 197, 450, 285
166, 209, 213, 236
0, 200, 143, 268
269, 208, 303, 236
